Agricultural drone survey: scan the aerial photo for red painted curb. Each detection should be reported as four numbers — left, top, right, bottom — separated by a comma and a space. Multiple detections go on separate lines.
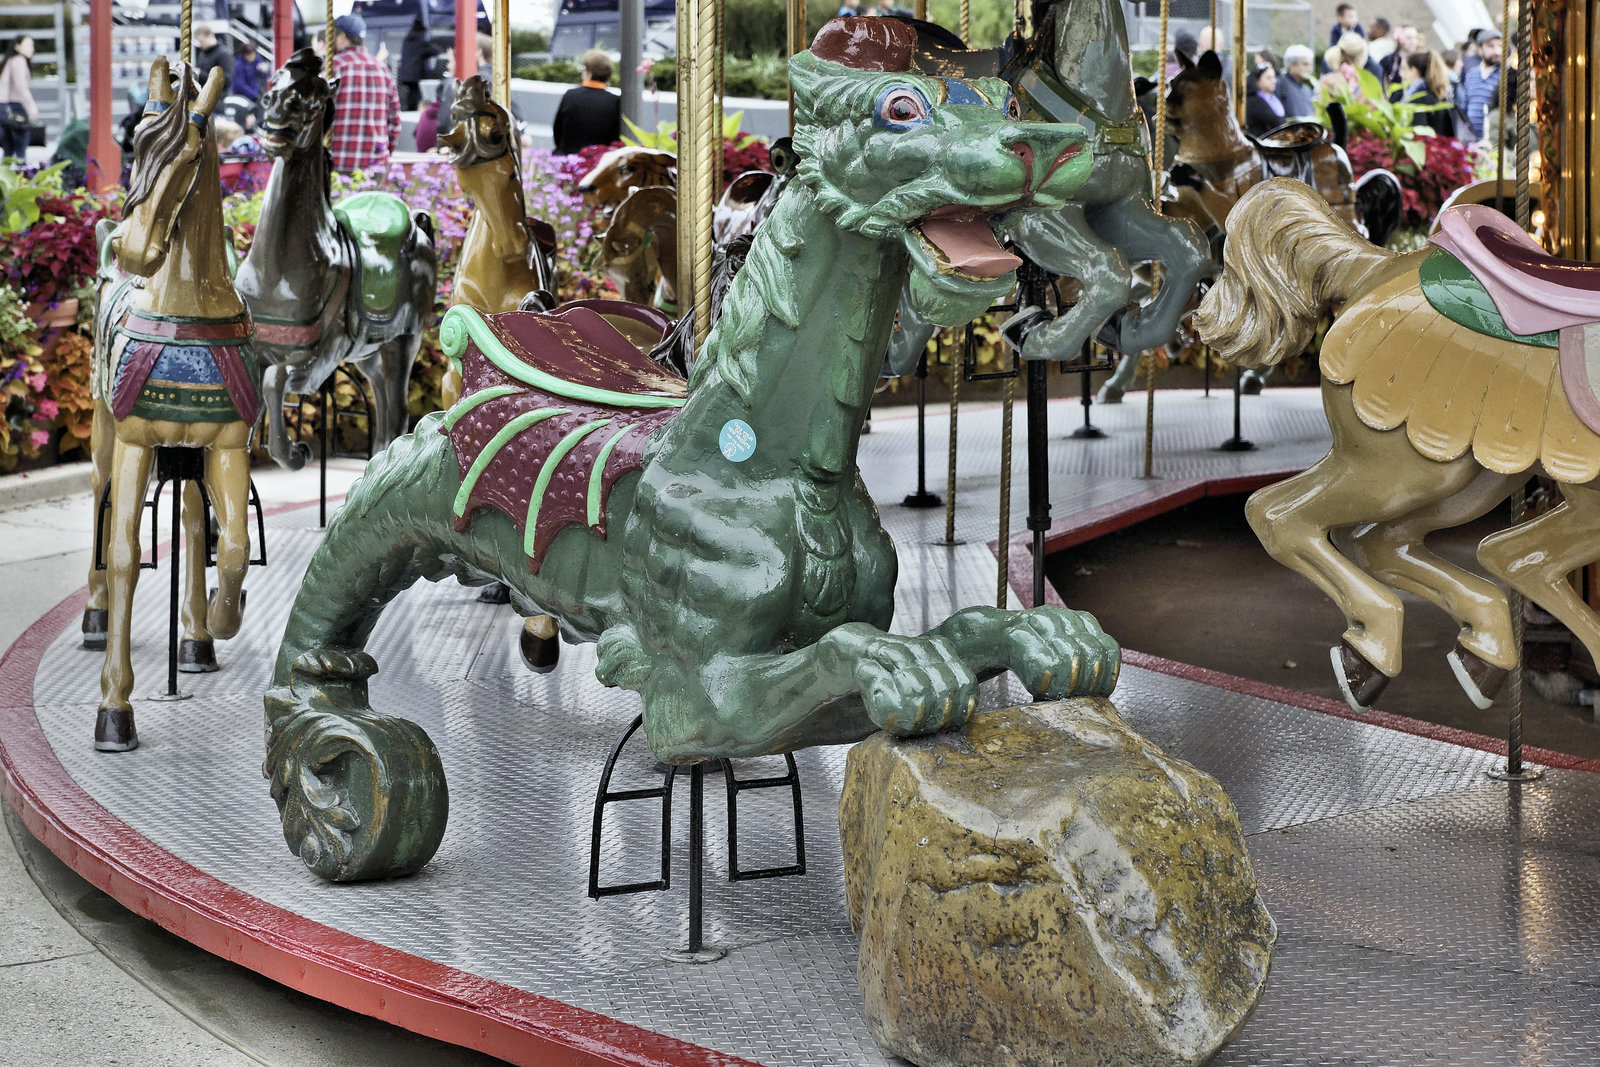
0, 497, 760, 1067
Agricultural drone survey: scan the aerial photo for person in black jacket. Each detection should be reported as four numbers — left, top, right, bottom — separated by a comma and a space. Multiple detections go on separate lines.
397, 17, 442, 112
552, 50, 621, 156
192, 24, 234, 95
1244, 64, 1287, 136
1395, 50, 1457, 140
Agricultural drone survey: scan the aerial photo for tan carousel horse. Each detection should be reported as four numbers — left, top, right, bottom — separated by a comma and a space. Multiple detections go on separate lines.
438, 75, 558, 408
1197, 178, 1600, 713
575, 145, 676, 214
86, 59, 257, 751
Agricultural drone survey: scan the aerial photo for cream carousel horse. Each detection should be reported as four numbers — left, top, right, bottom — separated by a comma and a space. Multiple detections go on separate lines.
86, 59, 257, 751
1197, 178, 1600, 712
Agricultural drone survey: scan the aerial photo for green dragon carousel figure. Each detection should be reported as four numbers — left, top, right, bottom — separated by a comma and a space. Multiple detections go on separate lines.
264, 17, 1121, 881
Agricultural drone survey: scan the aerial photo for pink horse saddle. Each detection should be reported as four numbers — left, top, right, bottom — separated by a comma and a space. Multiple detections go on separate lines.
440, 302, 686, 572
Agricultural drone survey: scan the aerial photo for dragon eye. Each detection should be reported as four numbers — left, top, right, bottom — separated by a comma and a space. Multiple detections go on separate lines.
1005, 95, 1023, 120
877, 88, 930, 128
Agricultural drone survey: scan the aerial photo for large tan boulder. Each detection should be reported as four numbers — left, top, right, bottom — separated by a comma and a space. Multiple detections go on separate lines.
840, 699, 1275, 1067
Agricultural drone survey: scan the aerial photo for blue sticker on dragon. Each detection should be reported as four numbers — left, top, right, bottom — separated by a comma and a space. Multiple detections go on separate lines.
719, 419, 757, 462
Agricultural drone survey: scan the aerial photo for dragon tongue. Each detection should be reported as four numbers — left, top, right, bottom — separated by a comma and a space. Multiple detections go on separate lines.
920, 207, 1020, 279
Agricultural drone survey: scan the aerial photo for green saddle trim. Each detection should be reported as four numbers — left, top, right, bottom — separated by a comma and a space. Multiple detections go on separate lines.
1419, 247, 1558, 349
439, 305, 688, 411
334, 191, 412, 315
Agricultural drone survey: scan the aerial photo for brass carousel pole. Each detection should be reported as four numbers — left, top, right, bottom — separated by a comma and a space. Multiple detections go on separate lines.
325, 0, 335, 78
1496, 0, 1510, 205
678, 0, 723, 350
181, 0, 193, 64
1232, 0, 1245, 124
494, 0, 511, 109
915, 0, 928, 19
960, 0, 971, 45
1492, 0, 1543, 783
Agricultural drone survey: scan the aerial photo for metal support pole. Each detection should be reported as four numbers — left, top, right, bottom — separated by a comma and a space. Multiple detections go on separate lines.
620, 0, 644, 126
88, 0, 119, 192
493, 0, 510, 109
688, 762, 703, 952
1490, 0, 1542, 785
1026, 359, 1050, 608
166, 480, 181, 696
324, 0, 334, 77
996, 376, 1015, 608
904, 350, 941, 508
320, 380, 331, 529
1218, 365, 1254, 451
1071, 343, 1103, 439
943, 334, 962, 542
787, 0, 807, 134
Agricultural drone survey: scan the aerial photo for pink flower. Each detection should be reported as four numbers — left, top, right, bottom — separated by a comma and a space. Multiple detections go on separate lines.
26, 373, 46, 392
29, 430, 50, 447
36, 399, 58, 418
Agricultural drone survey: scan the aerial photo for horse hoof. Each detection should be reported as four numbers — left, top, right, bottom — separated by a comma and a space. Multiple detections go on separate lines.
178, 638, 219, 673
206, 587, 246, 640
520, 615, 560, 674
81, 608, 108, 651
1096, 385, 1125, 405
1332, 641, 1390, 711
1448, 645, 1508, 710
94, 708, 139, 752
476, 582, 513, 605
1240, 375, 1264, 396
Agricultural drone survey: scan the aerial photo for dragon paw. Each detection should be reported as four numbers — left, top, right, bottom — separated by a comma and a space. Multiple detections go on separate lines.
855, 633, 978, 737
1004, 607, 1121, 699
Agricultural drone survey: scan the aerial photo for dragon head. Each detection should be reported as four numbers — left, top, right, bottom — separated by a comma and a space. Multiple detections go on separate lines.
791, 18, 1092, 325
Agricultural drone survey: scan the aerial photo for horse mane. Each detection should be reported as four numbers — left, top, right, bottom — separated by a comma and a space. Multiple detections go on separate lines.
1195, 178, 1391, 369
126, 63, 202, 212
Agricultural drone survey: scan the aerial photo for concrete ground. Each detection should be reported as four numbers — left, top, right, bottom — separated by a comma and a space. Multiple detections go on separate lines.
0, 457, 500, 1066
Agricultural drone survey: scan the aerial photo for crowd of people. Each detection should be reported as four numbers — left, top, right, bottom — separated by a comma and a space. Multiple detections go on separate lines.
1215, 3, 1513, 149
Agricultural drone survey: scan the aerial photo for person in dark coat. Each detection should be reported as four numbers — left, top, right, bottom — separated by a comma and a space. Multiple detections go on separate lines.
1395, 51, 1457, 140
552, 50, 621, 156
192, 24, 234, 94
232, 39, 269, 101
397, 17, 443, 111
1244, 64, 1287, 136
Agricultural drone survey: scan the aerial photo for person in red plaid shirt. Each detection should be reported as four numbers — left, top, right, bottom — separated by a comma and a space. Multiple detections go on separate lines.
329, 14, 400, 173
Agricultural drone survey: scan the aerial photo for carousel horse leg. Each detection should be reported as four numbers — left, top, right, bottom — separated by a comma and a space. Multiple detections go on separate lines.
1007, 205, 1135, 363
261, 362, 309, 470
1086, 194, 1210, 356
1346, 468, 1519, 707
1244, 389, 1482, 708
178, 480, 219, 673
203, 428, 252, 641
98, 436, 155, 750
1478, 481, 1600, 683
83, 400, 114, 649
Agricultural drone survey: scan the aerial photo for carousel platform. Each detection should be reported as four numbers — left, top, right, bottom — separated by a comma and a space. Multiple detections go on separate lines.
6, 389, 1600, 1066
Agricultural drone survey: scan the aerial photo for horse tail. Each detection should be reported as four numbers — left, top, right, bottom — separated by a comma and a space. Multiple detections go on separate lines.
1196, 177, 1393, 370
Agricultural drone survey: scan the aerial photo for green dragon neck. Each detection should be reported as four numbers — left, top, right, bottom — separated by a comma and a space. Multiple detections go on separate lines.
683, 183, 908, 479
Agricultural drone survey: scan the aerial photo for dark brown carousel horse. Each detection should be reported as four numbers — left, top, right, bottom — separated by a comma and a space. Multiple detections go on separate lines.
237, 49, 439, 469
1095, 49, 1403, 400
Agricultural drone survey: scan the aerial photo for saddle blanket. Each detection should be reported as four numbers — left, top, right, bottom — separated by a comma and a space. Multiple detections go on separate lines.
105, 302, 260, 425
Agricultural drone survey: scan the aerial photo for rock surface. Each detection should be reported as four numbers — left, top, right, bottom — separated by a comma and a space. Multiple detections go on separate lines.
840, 698, 1275, 1067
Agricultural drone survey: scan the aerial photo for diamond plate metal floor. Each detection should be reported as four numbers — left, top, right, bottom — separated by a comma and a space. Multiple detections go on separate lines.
12, 390, 1600, 1065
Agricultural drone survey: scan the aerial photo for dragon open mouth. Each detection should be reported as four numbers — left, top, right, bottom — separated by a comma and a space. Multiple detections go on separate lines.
914, 206, 1022, 281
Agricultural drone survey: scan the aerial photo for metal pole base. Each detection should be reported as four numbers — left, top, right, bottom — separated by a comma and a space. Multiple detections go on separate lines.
147, 690, 194, 702
902, 490, 943, 508
1070, 425, 1106, 440
1487, 766, 1545, 782
934, 539, 967, 547
661, 945, 728, 965
1218, 437, 1256, 452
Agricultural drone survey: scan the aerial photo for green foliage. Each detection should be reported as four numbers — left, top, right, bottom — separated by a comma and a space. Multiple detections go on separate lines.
623, 110, 760, 150
926, 0, 1014, 49
1317, 69, 1449, 172
1130, 49, 1161, 79
0, 161, 67, 234
513, 58, 588, 84
0, 280, 46, 470
509, 28, 549, 54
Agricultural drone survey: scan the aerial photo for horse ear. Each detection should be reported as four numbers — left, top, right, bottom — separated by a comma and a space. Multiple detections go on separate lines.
148, 56, 172, 106
1177, 49, 1195, 72
195, 66, 226, 118
1199, 50, 1223, 80
1133, 76, 1155, 98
